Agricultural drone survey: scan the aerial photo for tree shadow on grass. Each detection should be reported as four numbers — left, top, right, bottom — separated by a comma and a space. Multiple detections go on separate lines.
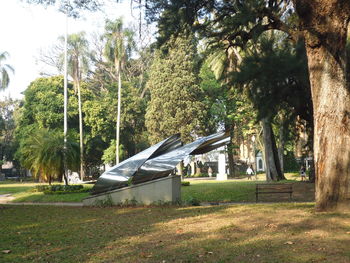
1, 203, 349, 263
0, 205, 228, 263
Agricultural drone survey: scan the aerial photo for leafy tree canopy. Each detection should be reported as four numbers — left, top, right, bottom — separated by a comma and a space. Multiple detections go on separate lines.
145, 33, 206, 143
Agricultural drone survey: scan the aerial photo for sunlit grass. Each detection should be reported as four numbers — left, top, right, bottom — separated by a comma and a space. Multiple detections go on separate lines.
0, 181, 92, 202
0, 173, 308, 203
1, 203, 349, 263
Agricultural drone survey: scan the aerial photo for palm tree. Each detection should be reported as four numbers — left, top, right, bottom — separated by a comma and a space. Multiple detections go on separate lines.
20, 129, 79, 185
0, 51, 14, 90
103, 18, 135, 164
58, 32, 90, 181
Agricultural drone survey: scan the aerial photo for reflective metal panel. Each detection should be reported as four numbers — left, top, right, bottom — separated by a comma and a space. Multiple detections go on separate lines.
91, 131, 229, 194
132, 132, 229, 184
91, 134, 181, 194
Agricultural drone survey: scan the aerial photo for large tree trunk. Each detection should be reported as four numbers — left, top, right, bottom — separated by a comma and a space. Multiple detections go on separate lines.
294, 0, 350, 211
278, 123, 284, 174
261, 118, 285, 181
225, 123, 235, 177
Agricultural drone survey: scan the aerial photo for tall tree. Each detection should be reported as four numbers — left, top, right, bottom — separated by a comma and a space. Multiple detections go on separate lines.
0, 98, 18, 168
103, 18, 135, 164
145, 0, 350, 210
14, 76, 79, 183
145, 33, 206, 144
293, 0, 350, 211
59, 32, 90, 181
0, 52, 14, 90
233, 37, 312, 180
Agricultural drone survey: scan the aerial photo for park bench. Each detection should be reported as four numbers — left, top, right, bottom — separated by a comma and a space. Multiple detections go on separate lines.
256, 183, 293, 202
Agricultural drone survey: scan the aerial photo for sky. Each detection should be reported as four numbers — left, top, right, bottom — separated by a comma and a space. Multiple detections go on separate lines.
0, 0, 140, 99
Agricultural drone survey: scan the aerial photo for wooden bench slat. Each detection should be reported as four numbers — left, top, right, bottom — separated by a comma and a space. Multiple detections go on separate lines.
256, 183, 293, 202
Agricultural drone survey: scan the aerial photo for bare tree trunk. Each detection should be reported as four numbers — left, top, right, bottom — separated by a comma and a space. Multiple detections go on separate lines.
116, 71, 122, 164
294, 0, 350, 211
177, 161, 184, 180
77, 81, 84, 181
278, 123, 284, 174
261, 118, 285, 181
226, 124, 235, 177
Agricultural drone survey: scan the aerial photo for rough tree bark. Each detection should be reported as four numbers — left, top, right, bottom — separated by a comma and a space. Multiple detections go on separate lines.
294, 0, 350, 211
278, 124, 284, 173
225, 123, 235, 177
261, 118, 285, 181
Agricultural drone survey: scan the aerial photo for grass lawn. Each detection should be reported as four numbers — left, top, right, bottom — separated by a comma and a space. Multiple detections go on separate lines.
1, 203, 349, 263
0, 181, 92, 203
181, 173, 314, 203
0, 173, 313, 204
182, 180, 257, 202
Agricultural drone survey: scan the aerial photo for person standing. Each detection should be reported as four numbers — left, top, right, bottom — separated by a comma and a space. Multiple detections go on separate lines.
208, 166, 213, 177
246, 166, 254, 180
300, 166, 306, 181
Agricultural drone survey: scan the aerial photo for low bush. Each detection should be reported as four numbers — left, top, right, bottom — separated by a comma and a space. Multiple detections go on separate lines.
186, 196, 201, 206
192, 173, 209, 178
43, 188, 90, 195
34, 184, 89, 194
181, 181, 190, 186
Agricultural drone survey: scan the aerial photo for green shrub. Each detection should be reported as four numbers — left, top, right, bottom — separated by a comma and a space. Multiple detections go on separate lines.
181, 181, 190, 186
186, 196, 201, 206
33, 185, 51, 192
34, 184, 87, 194
43, 188, 90, 195
192, 173, 209, 178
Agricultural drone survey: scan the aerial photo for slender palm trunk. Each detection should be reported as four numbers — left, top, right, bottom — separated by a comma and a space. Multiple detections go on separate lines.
116, 71, 122, 164
77, 81, 84, 181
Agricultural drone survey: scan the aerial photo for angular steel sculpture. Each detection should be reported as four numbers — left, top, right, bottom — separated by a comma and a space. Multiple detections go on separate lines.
91, 131, 229, 194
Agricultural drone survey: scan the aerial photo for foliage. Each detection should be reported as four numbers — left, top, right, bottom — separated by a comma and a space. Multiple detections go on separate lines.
185, 196, 201, 206
0, 51, 14, 90
15, 76, 77, 131
0, 98, 19, 164
232, 36, 312, 125
102, 139, 126, 165
34, 184, 84, 192
145, 33, 206, 143
103, 18, 135, 75
25, 0, 101, 18
16, 129, 79, 184
181, 181, 190, 186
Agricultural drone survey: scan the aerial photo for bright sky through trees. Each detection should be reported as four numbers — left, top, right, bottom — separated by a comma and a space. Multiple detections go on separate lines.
0, 0, 136, 99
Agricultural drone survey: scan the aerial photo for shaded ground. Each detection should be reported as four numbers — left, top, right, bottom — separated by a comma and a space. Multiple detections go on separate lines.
1, 203, 349, 263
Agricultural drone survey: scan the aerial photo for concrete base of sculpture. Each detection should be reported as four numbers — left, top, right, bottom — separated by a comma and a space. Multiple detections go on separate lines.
83, 175, 181, 206
216, 173, 227, 181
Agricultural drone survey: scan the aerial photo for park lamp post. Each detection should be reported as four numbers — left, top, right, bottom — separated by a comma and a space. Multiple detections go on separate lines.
63, 2, 69, 184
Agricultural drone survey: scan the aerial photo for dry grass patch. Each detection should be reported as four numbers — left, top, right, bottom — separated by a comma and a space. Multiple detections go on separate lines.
1, 203, 349, 263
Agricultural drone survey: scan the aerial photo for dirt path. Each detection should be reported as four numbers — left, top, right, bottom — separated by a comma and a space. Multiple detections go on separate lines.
0, 194, 15, 204
0, 194, 83, 206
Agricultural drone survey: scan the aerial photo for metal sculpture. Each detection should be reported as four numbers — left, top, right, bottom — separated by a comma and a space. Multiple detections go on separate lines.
91, 131, 229, 194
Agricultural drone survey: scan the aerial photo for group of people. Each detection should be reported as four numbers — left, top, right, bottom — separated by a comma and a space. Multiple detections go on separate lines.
246, 165, 309, 181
